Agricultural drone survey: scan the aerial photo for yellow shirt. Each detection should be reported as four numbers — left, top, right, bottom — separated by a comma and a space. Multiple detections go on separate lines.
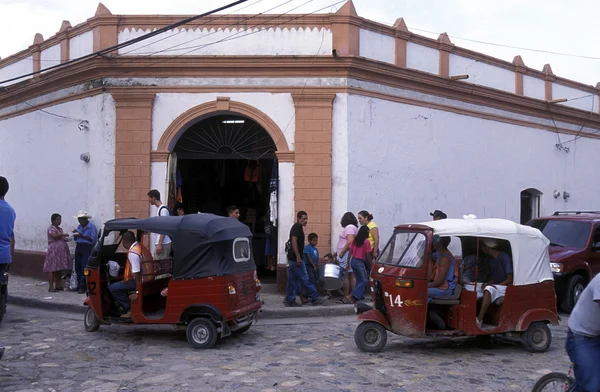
367, 221, 378, 249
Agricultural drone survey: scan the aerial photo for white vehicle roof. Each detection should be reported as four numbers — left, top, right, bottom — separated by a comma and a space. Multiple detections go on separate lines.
412, 218, 553, 286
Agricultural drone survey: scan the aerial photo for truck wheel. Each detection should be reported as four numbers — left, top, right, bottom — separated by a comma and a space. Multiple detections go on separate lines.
521, 322, 551, 353
84, 308, 100, 332
186, 318, 218, 349
560, 275, 585, 313
354, 321, 387, 352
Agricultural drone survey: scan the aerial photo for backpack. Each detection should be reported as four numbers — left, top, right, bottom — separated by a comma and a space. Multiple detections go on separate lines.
158, 205, 170, 217
285, 239, 291, 255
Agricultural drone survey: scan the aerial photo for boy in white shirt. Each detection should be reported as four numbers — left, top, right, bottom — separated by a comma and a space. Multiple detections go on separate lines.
147, 189, 172, 259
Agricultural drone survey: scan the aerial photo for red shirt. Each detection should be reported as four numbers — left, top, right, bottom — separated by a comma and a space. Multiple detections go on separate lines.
350, 240, 372, 261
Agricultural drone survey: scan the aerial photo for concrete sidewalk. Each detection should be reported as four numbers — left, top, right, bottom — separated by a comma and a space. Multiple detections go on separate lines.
6, 275, 357, 319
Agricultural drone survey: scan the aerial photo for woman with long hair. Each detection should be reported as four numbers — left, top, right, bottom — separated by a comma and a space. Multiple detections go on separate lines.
43, 213, 72, 292
337, 212, 358, 303
347, 225, 372, 303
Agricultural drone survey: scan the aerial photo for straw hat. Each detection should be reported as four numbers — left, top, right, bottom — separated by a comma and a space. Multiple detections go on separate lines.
75, 210, 92, 219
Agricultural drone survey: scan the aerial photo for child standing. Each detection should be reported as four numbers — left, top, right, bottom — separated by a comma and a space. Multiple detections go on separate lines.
347, 225, 372, 303
303, 233, 319, 294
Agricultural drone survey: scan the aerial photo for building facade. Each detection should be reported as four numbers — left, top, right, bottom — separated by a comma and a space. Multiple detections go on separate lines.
1, 1, 600, 280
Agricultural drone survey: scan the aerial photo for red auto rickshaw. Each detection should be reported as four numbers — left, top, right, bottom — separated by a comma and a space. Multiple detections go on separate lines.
82, 213, 262, 349
354, 218, 558, 353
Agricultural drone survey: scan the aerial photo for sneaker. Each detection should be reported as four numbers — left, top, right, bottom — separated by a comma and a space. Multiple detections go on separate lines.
78, 288, 86, 295
284, 301, 301, 307
476, 318, 482, 329
120, 311, 132, 318
312, 297, 326, 306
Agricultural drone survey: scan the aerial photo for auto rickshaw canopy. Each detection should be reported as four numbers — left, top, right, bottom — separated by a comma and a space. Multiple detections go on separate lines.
409, 218, 553, 286
103, 213, 254, 279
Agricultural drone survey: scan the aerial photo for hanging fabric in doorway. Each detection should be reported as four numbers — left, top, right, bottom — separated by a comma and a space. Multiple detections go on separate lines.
244, 160, 260, 183
269, 159, 278, 227
176, 169, 183, 203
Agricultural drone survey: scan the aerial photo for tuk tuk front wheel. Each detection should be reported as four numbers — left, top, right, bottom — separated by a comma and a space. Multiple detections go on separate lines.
84, 308, 100, 332
354, 321, 387, 353
186, 318, 218, 349
521, 322, 551, 353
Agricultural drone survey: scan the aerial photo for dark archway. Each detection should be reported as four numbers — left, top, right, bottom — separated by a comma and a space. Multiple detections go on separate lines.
520, 188, 543, 224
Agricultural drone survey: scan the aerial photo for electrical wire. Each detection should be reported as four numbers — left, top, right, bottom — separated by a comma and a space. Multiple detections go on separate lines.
409, 27, 600, 61
0, 0, 249, 85
561, 94, 597, 144
23, 100, 87, 122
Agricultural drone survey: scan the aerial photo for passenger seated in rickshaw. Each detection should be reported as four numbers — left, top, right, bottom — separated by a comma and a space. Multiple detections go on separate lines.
108, 231, 152, 316
475, 238, 513, 328
462, 252, 490, 284
427, 236, 456, 301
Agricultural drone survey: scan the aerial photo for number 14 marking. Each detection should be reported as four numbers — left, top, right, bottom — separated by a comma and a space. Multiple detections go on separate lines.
385, 292, 403, 307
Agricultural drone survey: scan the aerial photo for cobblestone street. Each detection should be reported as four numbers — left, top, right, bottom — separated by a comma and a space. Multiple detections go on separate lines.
0, 305, 570, 392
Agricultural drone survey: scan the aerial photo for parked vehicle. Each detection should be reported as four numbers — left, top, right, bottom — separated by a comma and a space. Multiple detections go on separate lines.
527, 211, 600, 313
82, 213, 262, 349
354, 218, 558, 353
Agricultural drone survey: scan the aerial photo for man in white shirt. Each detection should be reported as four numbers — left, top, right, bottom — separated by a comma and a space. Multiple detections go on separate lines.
108, 231, 151, 316
147, 189, 172, 259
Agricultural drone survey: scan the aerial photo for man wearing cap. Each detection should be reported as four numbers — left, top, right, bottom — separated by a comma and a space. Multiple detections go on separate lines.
430, 210, 447, 221
475, 238, 513, 328
72, 211, 97, 294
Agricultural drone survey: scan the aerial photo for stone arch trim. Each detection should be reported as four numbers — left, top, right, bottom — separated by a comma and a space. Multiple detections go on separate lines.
153, 98, 293, 162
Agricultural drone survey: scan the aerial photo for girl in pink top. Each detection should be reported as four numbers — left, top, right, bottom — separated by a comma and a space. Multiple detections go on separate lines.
337, 212, 358, 303
348, 225, 372, 303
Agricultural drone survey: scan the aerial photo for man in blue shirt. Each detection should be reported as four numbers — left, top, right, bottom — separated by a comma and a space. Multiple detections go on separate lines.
72, 211, 97, 294
303, 233, 320, 293
0, 176, 16, 360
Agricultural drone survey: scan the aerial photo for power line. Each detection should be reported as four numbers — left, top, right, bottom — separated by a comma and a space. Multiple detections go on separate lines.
0, 0, 248, 85
409, 27, 600, 61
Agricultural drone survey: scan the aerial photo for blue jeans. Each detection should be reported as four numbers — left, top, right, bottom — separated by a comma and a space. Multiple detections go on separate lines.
566, 329, 600, 392
109, 279, 137, 311
351, 258, 368, 300
75, 243, 93, 290
286, 260, 319, 303
302, 263, 319, 297
427, 286, 453, 303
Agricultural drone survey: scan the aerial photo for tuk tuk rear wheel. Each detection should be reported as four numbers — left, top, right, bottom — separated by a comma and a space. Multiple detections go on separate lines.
186, 318, 218, 349
354, 321, 387, 353
521, 322, 551, 353
84, 308, 100, 332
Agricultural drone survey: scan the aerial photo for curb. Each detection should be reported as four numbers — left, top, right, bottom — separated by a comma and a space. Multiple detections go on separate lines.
8, 295, 357, 319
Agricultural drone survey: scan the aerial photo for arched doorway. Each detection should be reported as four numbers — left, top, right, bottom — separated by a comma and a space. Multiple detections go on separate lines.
520, 188, 543, 224
171, 113, 279, 276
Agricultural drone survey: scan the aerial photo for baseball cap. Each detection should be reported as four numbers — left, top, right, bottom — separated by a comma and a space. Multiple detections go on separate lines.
430, 210, 447, 219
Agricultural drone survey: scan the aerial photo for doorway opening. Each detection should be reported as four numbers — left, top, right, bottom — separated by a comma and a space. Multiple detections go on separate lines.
169, 114, 279, 278
520, 188, 542, 224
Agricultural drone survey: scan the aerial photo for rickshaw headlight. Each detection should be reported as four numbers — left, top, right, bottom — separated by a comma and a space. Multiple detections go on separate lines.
84, 269, 90, 276
395, 279, 414, 288
550, 263, 563, 273
228, 285, 237, 295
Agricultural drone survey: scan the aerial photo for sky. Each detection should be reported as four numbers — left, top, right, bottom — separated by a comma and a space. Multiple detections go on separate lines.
0, 0, 598, 86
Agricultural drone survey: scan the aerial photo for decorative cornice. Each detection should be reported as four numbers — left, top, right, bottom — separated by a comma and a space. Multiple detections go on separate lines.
275, 151, 295, 162
292, 93, 336, 107
150, 151, 169, 162
110, 91, 155, 107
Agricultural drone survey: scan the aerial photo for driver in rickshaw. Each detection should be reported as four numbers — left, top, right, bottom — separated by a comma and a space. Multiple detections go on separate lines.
427, 236, 456, 300
108, 231, 152, 316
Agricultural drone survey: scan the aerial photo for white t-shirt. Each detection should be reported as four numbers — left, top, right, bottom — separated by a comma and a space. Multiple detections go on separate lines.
128, 242, 141, 274
155, 204, 172, 245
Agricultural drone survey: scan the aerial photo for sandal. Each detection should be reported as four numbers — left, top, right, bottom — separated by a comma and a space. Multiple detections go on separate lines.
340, 296, 353, 304
48, 288, 58, 293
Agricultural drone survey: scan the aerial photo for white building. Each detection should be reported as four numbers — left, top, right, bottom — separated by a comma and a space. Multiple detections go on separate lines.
1, 1, 599, 281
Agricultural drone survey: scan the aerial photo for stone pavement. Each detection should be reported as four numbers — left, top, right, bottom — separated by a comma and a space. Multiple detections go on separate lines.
6, 275, 356, 319
0, 305, 572, 392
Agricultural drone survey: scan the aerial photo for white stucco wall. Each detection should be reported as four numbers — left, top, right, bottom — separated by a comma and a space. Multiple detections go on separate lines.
523, 75, 545, 101
406, 42, 438, 75
0, 94, 116, 252
344, 93, 600, 241
553, 83, 597, 112
449, 54, 514, 93
359, 29, 394, 64
0, 57, 33, 87
118, 27, 332, 56
151, 92, 295, 151
331, 93, 349, 251
69, 31, 94, 60
277, 162, 294, 265
40, 44, 61, 73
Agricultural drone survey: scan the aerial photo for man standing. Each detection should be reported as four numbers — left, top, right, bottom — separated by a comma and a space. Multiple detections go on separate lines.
430, 210, 447, 221
109, 231, 152, 317
566, 273, 600, 392
0, 177, 16, 360
72, 210, 97, 294
284, 211, 325, 307
147, 190, 172, 259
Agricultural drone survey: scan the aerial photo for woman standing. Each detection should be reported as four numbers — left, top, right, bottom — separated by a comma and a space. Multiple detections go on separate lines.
43, 213, 72, 292
348, 225, 372, 303
337, 212, 358, 304
358, 211, 380, 271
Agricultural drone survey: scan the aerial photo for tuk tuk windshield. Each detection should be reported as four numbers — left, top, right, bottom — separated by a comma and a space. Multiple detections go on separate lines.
378, 231, 427, 268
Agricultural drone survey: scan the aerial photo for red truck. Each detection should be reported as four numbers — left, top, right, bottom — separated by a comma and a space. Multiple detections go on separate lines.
527, 211, 600, 313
